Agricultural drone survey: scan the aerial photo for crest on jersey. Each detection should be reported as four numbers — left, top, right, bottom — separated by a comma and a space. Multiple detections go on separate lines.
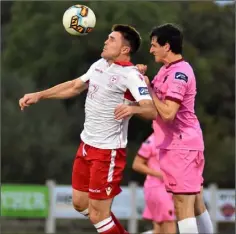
108, 75, 119, 88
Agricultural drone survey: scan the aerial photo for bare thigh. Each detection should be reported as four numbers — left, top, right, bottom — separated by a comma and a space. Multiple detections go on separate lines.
173, 194, 196, 221
194, 186, 206, 216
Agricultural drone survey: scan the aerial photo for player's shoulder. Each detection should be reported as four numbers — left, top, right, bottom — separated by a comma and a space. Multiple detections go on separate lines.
114, 64, 145, 82
91, 58, 107, 67
126, 66, 145, 80
169, 61, 195, 83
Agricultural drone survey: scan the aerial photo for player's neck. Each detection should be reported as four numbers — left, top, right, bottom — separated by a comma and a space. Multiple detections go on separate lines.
108, 55, 131, 66
164, 54, 183, 66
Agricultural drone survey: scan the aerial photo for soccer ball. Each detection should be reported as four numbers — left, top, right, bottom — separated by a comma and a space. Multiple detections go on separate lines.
62, 4, 96, 36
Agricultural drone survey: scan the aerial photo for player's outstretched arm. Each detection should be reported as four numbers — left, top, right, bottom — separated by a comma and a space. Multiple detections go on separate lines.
19, 77, 87, 111
132, 155, 163, 179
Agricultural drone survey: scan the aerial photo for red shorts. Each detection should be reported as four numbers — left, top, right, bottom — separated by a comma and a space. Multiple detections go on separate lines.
72, 141, 126, 200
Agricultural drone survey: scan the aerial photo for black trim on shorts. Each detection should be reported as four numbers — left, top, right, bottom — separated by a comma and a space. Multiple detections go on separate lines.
167, 190, 201, 195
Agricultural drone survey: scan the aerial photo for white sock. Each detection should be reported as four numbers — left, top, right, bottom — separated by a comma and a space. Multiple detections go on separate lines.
196, 210, 214, 233
178, 217, 198, 233
80, 208, 89, 217
94, 216, 115, 233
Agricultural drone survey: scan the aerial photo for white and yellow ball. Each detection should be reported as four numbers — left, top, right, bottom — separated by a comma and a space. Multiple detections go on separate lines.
62, 4, 96, 36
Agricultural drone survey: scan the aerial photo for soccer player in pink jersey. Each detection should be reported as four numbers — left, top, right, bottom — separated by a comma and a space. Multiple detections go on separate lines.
136, 24, 213, 233
132, 133, 176, 234
19, 25, 157, 234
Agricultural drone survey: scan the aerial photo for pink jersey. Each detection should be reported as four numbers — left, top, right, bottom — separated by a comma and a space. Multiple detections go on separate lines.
137, 133, 163, 188
152, 59, 204, 150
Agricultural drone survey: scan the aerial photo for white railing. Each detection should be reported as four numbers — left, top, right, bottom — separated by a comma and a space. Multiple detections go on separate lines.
1, 181, 235, 233
45, 180, 235, 233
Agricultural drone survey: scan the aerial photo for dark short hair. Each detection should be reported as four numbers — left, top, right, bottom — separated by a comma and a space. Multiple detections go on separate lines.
150, 23, 183, 54
112, 24, 142, 54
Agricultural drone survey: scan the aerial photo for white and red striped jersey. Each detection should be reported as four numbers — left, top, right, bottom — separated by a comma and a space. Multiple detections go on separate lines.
80, 58, 151, 149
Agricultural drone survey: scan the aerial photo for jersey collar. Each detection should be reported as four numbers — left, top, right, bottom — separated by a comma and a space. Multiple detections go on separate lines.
114, 61, 133, 66
165, 58, 184, 69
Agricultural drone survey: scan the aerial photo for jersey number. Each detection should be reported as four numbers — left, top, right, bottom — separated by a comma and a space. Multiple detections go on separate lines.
87, 84, 99, 99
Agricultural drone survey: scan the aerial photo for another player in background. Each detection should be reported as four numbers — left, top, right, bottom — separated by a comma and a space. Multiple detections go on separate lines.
19, 24, 157, 234
135, 24, 213, 233
132, 133, 176, 234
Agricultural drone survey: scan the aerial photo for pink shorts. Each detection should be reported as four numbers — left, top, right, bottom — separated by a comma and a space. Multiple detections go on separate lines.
142, 186, 175, 223
159, 149, 204, 194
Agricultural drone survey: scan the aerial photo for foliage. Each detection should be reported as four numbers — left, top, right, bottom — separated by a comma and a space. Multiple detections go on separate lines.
1, 1, 235, 187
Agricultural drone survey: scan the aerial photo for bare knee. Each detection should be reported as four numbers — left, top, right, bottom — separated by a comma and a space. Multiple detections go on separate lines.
89, 198, 112, 224
72, 189, 89, 213
173, 194, 195, 221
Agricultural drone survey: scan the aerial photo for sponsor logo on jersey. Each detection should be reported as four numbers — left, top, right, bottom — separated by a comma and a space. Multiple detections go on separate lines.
89, 188, 101, 193
138, 87, 149, 95
95, 68, 103, 73
105, 186, 112, 196
175, 72, 188, 82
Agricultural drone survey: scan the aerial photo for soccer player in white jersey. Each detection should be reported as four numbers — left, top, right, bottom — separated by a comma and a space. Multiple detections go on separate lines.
19, 24, 157, 234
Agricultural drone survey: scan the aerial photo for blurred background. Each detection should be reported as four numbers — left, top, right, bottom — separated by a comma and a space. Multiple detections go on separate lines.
1, 1, 235, 234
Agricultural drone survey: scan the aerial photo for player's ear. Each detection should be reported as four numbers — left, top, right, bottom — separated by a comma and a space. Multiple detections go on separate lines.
121, 46, 131, 55
164, 43, 170, 52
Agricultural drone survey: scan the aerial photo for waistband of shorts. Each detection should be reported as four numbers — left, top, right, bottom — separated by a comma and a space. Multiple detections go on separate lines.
80, 140, 126, 151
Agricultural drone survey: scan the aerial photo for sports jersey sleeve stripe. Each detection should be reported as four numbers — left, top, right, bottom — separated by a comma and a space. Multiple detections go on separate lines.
165, 96, 182, 104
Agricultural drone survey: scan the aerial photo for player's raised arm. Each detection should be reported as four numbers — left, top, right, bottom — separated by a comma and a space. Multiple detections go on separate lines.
39, 77, 88, 100
19, 77, 88, 111
19, 59, 102, 111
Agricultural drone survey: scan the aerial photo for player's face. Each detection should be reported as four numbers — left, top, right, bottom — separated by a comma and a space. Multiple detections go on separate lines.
101, 32, 129, 60
150, 36, 169, 63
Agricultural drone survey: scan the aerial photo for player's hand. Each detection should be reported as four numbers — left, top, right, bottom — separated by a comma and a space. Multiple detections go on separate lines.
19, 92, 41, 111
136, 64, 147, 75
114, 104, 134, 120
155, 171, 164, 181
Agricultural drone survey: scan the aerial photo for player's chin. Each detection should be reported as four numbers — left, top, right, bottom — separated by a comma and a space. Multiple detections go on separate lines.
101, 51, 108, 59
154, 56, 161, 63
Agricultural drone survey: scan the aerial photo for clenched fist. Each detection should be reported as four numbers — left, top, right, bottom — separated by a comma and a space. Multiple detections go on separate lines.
19, 92, 41, 111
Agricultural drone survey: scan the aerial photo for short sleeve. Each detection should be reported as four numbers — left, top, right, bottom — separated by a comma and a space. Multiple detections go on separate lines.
165, 71, 188, 102
126, 70, 152, 102
137, 134, 155, 159
80, 59, 102, 82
